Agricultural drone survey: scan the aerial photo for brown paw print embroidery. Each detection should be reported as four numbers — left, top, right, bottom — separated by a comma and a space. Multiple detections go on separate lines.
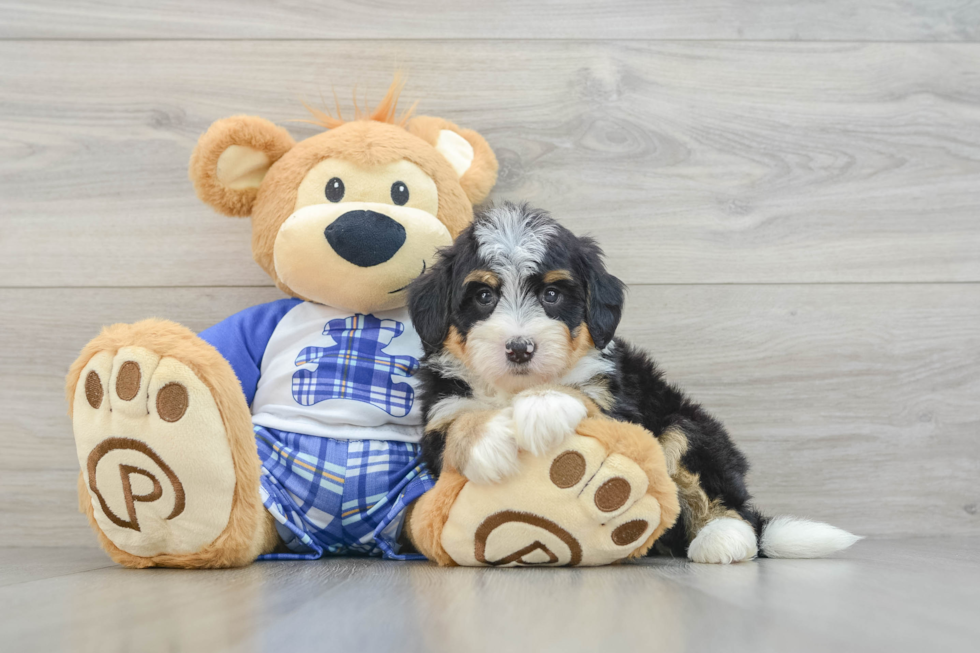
471, 447, 649, 567
82, 365, 188, 532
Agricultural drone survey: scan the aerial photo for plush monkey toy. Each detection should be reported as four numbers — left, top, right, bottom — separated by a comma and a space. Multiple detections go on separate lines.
66, 80, 677, 568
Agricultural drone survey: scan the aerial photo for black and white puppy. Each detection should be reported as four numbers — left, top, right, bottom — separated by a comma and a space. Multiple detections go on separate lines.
407, 203, 859, 563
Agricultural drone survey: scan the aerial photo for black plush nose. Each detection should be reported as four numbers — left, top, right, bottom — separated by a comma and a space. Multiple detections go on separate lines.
324, 210, 406, 267
505, 338, 535, 364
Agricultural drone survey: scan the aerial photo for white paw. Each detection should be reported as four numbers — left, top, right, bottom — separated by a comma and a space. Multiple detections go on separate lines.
462, 410, 520, 484
512, 391, 588, 456
688, 517, 759, 564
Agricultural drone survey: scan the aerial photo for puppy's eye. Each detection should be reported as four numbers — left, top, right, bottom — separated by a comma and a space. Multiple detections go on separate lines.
542, 287, 562, 304
391, 181, 409, 206
476, 288, 496, 306
325, 177, 345, 202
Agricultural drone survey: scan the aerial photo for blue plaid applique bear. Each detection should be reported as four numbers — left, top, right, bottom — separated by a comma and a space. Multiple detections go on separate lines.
291, 314, 420, 417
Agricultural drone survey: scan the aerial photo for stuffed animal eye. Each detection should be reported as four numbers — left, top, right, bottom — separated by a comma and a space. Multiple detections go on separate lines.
391, 181, 409, 206
325, 177, 345, 202
542, 287, 562, 304
475, 288, 496, 306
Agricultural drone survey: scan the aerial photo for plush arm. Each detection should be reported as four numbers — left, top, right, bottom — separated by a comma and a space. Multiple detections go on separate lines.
198, 297, 302, 406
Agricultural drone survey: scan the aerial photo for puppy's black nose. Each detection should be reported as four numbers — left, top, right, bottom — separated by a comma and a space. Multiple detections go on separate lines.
324, 210, 406, 267
505, 338, 535, 364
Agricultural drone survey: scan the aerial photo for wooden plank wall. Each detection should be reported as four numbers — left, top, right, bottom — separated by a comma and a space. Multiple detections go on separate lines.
1, 2, 978, 547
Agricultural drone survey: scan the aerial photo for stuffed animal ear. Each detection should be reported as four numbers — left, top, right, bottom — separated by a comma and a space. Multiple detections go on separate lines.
407, 116, 498, 206
189, 116, 295, 217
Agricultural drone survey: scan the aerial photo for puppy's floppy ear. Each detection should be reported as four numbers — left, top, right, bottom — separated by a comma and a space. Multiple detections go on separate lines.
407, 116, 498, 206
408, 252, 455, 353
579, 238, 625, 350
189, 116, 295, 217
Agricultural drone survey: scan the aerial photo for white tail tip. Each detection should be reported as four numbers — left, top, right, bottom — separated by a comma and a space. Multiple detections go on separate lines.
760, 516, 862, 559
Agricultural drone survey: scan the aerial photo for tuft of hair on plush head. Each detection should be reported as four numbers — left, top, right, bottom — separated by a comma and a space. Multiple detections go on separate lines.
301, 74, 419, 130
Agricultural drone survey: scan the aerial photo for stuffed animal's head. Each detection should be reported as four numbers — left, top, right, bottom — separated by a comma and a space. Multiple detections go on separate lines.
189, 81, 498, 313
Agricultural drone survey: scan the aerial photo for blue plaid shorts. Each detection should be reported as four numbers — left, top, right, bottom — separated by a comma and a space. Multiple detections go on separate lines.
254, 425, 434, 561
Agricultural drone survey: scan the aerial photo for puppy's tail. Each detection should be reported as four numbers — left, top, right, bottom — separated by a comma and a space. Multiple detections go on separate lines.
758, 515, 862, 559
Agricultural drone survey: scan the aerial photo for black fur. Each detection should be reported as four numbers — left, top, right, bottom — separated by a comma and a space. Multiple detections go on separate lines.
408, 220, 494, 353
415, 366, 472, 476
603, 341, 767, 555
576, 239, 625, 349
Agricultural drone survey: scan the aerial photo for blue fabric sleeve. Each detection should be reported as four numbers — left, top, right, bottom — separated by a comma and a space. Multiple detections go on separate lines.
199, 297, 303, 406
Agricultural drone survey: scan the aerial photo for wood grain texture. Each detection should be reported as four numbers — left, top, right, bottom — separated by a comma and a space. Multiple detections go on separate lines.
1, 1, 979, 41
2, 41, 980, 287
0, 546, 112, 588
1, 284, 977, 547
2, 539, 979, 653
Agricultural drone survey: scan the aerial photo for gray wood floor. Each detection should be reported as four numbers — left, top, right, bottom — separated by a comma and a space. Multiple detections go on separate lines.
2, 538, 978, 653
1, 3, 979, 650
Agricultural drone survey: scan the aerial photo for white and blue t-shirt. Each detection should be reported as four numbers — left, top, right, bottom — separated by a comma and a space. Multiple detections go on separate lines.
199, 299, 425, 443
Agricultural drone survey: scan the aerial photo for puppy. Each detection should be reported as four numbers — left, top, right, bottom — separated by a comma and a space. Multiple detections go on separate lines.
407, 203, 859, 563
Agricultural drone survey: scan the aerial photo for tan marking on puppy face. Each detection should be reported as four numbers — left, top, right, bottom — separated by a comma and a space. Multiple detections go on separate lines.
542, 269, 573, 284
444, 326, 469, 364
532, 322, 604, 401
565, 323, 595, 369
463, 270, 500, 288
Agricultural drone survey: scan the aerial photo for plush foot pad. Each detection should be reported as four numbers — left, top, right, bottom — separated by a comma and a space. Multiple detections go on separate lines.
73, 346, 237, 558
441, 432, 666, 567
